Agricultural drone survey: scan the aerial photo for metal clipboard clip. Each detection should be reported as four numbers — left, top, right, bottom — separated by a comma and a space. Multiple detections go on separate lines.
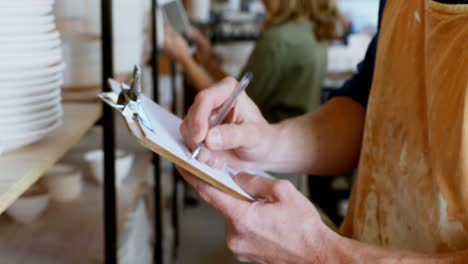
98, 65, 155, 133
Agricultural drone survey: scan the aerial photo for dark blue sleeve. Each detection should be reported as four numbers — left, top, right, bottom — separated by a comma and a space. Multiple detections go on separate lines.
327, 0, 386, 108
327, 35, 378, 107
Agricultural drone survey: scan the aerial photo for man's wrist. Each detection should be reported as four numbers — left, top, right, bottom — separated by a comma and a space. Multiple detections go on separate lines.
305, 226, 354, 263
254, 123, 282, 171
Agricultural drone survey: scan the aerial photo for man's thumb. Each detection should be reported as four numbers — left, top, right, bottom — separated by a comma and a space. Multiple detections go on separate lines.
205, 123, 258, 151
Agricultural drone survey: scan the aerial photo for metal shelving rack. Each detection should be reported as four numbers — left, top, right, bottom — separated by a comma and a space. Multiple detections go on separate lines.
100, 0, 117, 263
100, 0, 163, 263
150, 0, 163, 263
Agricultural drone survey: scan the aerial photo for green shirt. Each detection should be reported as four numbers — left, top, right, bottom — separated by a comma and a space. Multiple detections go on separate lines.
240, 20, 327, 123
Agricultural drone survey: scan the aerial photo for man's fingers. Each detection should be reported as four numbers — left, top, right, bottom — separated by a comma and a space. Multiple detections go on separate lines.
205, 123, 258, 151
177, 167, 247, 220
234, 173, 294, 201
187, 77, 239, 143
179, 121, 197, 150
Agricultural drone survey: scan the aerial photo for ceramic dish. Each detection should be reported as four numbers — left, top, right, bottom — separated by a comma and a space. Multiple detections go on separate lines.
62, 33, 101, 87
0, 111, 62, 136
0, 15, 54, 25
6, 183, 50, 224
0, 38, 61, 53
0, 62, 65, 80
0, 23, 55, 35
0, 47, 62, 58
0, 48, 62, 70
84, 149, 134, 187
0, 94, 62, 120
43, 163, 82, 202
0, 77, 63, 97
0, 104, 62, 125
0, 0, 53, 6
0, 84, 62, 103
0, 6, 53, 17
0, 72, 62, 91
0, 118, 62, 154
0, 95, 61, 116
0, 86, 61, 107
0, 31, 60, 44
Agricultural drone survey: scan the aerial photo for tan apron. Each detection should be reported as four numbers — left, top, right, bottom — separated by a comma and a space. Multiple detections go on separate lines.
340, 0, 468, 253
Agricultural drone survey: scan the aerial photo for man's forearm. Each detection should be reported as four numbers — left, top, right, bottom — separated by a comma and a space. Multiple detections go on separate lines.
259, 97, 366, 175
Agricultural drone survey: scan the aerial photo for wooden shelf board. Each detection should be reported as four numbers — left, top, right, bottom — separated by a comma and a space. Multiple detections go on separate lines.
0, 152, 152, 264
0, 103, 102, 215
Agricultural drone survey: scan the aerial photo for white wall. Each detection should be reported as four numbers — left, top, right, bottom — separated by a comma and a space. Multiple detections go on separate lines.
338, 0, 380, 31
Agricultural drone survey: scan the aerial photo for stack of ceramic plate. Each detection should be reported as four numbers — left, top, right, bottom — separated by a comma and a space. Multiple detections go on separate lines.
0, 0, 64, 154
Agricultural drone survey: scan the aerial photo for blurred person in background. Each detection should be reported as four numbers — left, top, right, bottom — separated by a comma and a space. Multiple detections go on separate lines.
163, 0, 343, 123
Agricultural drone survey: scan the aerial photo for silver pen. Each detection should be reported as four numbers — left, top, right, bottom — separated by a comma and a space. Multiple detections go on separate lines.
190, 72, 254, 160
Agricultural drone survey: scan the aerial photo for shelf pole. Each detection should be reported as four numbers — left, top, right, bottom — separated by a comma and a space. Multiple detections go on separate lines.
170, 60, 180, 256
151, 1, 163, 263
101, 0, 118, 263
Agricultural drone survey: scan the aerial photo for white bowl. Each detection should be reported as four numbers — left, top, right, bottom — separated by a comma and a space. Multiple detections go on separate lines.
43, 164, 82, 202
6, 184, 49, 225
62, 33, 101, 87
84, 149, 134, 187
83, 0, 145, 74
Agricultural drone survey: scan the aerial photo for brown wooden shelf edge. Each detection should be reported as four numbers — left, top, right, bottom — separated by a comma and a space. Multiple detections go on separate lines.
0, 103, 102, 215
0, 151, 153, 264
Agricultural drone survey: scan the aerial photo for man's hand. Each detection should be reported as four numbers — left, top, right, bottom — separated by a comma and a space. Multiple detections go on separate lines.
163, 26, 191, 62
180, 77, 276, 170
178, 168, 331, 263
178, 169, 468, 263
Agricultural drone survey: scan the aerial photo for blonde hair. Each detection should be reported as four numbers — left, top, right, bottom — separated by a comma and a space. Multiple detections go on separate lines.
263, 0, 343, 41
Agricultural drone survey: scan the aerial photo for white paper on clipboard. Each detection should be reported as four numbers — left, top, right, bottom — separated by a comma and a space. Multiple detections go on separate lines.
99, 89, 254, 201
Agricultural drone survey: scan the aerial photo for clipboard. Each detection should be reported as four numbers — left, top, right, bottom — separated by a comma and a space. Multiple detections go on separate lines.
99, 69, 254, 202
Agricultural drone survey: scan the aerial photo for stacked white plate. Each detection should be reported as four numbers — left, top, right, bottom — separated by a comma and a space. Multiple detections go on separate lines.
0, 0, 64, 154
